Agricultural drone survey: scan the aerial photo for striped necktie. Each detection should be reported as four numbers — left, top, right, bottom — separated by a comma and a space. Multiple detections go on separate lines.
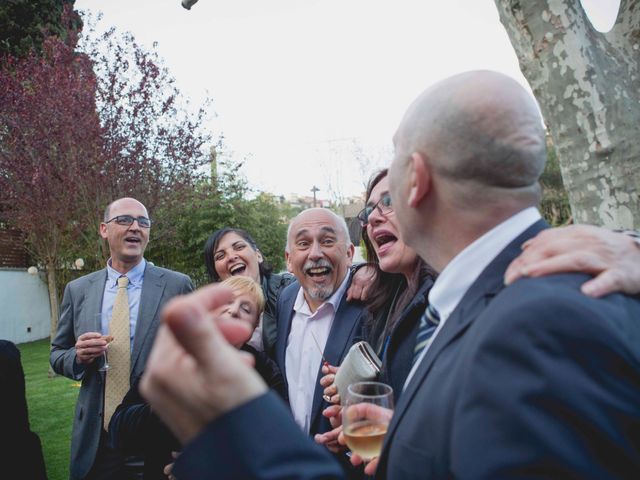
412, 304, 440, 365
104, 276, 131, 429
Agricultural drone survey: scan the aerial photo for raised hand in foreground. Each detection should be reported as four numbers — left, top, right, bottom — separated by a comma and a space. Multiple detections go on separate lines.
140, 284, 267, 445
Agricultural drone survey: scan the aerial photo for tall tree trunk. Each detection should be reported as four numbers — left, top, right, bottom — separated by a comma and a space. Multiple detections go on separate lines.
46, 259, 59, 377
494, 0, 640, 228
46, 259, 60, 341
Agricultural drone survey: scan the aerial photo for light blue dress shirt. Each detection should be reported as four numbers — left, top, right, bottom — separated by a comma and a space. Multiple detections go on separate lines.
100, 258, 146, 350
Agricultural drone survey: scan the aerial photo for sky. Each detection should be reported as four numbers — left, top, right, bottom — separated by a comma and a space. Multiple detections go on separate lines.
73, 0, 620, 201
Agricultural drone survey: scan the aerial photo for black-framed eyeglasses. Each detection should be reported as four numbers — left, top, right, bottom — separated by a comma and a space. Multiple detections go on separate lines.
357, 193, 392, 226
105, 215, 152, 228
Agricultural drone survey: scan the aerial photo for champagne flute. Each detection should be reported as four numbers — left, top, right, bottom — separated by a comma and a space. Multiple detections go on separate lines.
94, 314, 112, 372
342, 381, 394, 461
98, 334, 114, 372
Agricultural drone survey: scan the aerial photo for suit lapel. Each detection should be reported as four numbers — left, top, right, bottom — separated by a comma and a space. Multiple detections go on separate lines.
382, 219, 548, 455
382, 278, 433, 393
309, 294, 364, 430
131, 265, 165, 372
275, 282, 299, 379
390, 278, 433, 340
85, 270, 107, 332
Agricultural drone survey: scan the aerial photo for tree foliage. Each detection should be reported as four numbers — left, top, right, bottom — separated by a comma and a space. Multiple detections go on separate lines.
147, 157, 289, 287
0, 24, 103, 339
0, 13, 215, 337
0, 0, 81, 59
78, 13, 213, 238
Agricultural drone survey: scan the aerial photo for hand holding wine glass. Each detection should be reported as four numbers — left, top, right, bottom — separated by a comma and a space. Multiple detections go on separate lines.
98, 335, 114, 372
342, 381, 393, 462
74, 331, 109, 365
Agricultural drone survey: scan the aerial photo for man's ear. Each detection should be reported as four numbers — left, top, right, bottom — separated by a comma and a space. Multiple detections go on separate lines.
99, 222, 108, 240
285, 251, 293, 273
407, 152, 431, 208
346, 243, 355, 261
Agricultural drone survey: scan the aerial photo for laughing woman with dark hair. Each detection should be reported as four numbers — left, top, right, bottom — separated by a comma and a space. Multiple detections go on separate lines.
319, 169, 438, 404
357, 169, 437, 360
203, 227, 293, 356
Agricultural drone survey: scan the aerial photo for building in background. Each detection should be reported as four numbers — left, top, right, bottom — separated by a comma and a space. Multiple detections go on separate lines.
0, 223, 50, 344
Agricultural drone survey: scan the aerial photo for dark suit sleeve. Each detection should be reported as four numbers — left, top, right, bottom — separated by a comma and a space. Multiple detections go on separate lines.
108, 378, 179, 454
247, 346, 288, 402
0, 341, 47, 480
173, 392, 344, 480
180, 275, 195, 295
451, 280, 640, 478
50, 282, 86, 380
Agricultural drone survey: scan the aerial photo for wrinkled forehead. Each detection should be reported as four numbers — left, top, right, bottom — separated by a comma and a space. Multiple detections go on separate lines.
289, 211, 344, 241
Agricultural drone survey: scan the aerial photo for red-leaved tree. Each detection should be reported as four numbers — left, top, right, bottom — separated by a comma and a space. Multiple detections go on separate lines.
0, 26, 104, 340
0, 11, 215, 341
79, 15, 213, 226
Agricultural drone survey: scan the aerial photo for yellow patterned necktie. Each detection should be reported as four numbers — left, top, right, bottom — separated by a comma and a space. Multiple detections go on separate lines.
104, 276, 131, 429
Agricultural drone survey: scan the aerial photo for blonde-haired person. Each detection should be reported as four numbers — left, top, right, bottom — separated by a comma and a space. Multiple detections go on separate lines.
216, 276, 287, 399
108, 276, 286, 479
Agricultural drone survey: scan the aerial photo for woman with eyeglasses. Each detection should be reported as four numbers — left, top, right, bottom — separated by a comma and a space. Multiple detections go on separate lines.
356, 170, 437, 361
318, 169, 436, 404
316, 169, 640, 465
313, 168, 435, 460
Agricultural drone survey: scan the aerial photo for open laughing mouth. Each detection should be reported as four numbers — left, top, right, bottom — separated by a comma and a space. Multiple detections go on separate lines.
304, 260, 333, 282
373, 230, 397, 255
306, 266, 331, 277
229, 263, 247, 276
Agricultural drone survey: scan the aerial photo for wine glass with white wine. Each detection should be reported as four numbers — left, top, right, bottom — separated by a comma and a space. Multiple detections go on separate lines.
342, 381, 394, 461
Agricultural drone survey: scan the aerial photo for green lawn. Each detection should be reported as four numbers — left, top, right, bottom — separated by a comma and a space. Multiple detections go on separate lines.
19, 339, 79, 480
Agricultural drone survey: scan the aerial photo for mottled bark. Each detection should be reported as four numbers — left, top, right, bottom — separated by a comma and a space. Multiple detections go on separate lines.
46, 261, 59, 343
495, 0, 639, 228
46, 260, 59, 377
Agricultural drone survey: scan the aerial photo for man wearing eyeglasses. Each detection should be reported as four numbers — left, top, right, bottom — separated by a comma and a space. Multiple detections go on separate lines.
51, 197, 194, 480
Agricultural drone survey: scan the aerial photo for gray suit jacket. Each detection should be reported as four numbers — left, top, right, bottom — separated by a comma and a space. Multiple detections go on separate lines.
50, 263, 193, 480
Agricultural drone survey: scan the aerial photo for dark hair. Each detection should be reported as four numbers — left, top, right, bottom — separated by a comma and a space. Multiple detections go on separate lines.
361, 170, 400, 315
204, 228, 273, 283
360, 169, 436, 349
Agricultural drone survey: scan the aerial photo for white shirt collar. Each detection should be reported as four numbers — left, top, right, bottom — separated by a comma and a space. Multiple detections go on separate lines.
106, 258, 146, 288
428, 207, 541, 321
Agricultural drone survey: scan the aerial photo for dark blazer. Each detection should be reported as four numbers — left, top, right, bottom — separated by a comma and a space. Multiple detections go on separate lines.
109, 344, 288, 479
174, 393, 342, 480
377, 219, 640, 479
173, 220, 640, 479
379, 277, 433, 401
50, 263, 193, 480
0, 340, 47, 480
261, 272, 295, 358
274, 278, 365, 436
109, 376, 179, 480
